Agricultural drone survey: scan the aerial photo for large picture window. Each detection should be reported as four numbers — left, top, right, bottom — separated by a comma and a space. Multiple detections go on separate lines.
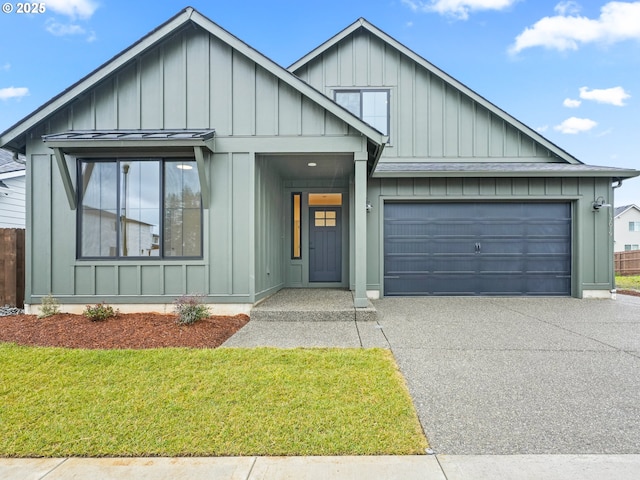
78, 158, 202, 259
335, 89, 389, 136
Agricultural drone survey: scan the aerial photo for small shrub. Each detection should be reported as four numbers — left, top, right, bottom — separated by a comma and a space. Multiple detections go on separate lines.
174, 294, 210, 325
83, 303, 117, 321
38, 294, 61, 318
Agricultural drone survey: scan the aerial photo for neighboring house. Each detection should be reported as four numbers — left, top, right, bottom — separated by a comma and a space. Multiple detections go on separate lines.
0, 149, 26, 229
0, 8, 638, 313
614, 205, 640, 252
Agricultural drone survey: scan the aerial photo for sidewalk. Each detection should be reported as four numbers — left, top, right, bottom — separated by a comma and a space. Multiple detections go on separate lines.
3, 454, 640, 479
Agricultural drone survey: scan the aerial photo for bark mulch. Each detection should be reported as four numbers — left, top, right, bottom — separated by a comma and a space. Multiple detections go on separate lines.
619, 290, 640, 298
0, 312, 249, 349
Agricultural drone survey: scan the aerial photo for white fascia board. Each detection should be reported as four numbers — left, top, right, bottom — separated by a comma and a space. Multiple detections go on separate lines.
288, 18, 364, 72
0, 170, 25, 181
616, 204, 640, 218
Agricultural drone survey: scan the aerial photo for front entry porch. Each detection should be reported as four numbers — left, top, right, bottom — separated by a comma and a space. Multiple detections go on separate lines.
250, 289, 376, 322
256, 150, 371, 310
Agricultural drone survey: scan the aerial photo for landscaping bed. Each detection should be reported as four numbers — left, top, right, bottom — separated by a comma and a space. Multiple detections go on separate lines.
0, 312, 249, 349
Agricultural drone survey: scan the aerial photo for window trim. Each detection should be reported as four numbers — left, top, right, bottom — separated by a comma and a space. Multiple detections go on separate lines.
76, 157, 204, 260
334, 88, 390, 140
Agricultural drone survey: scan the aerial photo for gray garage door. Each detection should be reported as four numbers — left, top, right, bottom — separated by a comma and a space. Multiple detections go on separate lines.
384, 202, 571, 296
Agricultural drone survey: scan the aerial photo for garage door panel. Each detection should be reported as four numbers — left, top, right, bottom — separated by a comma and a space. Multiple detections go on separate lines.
384, 202, 571, 296
385, 256, 477, 274
385, 274, 478, 296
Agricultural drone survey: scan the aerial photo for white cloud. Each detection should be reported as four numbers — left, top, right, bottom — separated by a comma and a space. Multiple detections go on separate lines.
46, 0, 99, 20
554, 1, 581, 16
1, 63, 10, 71
536, 125, 549, 133
45, 18, 86, 36
0, 86, 29, 100
554, 117, 597, 134
563, 98, 582, 108
402, 0, 518, 20
579, 86, 630, 106
510, 1, 640, 54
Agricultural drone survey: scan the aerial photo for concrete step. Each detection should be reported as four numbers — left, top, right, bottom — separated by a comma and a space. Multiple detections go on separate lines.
250, 289, 377, 322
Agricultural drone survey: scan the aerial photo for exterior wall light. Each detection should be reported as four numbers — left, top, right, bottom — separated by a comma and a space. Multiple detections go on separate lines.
366, 200, 373, 213
592, 196, 612, 211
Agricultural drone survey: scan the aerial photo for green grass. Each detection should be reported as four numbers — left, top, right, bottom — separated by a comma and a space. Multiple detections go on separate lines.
616, 275, 640, 290
0, 345, 427, 457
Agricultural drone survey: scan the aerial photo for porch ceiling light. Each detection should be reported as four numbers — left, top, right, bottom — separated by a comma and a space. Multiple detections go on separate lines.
307, 162, 317, 167
177, 164, 193, 170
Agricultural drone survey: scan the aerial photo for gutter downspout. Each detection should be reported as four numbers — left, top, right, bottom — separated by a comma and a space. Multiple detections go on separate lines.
610, 177, 623, 298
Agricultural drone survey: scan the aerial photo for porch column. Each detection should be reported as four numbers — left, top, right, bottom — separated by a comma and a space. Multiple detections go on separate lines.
354, 153, 368, 308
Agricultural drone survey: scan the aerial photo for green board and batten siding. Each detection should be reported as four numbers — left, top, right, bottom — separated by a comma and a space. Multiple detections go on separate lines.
293, 24, 616, 297
23, 23, 359, 305
293, 27, 559, 162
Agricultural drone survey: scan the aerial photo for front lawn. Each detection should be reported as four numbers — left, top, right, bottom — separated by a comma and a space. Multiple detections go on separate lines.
0, 345, 427, 457
616, 275, 640, 291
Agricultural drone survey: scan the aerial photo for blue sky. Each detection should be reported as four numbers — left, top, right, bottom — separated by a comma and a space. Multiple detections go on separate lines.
1, 0, 638, 205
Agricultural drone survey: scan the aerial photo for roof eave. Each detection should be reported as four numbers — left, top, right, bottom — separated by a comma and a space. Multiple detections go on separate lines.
0, 8, 196, 150
288, 18, 365, 72
0, 169, 26, 180
371, 169, 640, 179
1, 8, 385, 153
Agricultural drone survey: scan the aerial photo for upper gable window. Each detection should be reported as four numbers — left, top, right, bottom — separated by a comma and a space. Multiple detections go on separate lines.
335, 89, 389, 137
78, 158, 202, 259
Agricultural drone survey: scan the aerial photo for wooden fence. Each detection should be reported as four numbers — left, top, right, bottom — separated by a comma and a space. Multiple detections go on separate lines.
615, 250, 640, 276
0, 228, 25, 308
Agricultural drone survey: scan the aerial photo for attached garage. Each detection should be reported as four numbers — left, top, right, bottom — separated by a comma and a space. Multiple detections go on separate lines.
384, 202, 572, 296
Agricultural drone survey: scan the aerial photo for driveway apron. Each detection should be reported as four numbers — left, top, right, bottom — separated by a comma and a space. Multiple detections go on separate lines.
374, 295, 640, 455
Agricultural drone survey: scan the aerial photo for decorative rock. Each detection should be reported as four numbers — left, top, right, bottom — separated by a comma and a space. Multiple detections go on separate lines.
0, 306, 24, 316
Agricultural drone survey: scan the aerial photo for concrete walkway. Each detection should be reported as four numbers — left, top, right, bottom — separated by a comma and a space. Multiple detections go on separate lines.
4, 294, 640, 478
4, 454, 640, 479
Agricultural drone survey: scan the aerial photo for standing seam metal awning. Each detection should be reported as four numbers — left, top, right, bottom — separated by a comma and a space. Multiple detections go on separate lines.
42, 129, 215, 150
42, 129, 215, 210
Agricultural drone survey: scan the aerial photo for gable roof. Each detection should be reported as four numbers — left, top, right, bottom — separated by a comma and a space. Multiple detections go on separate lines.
0, 8, 387, 154
289, 18, 582, 166
615, 204, 640, 218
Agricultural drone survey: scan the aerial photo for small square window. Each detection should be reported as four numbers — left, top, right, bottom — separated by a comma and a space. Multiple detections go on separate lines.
335, 89, 389, 137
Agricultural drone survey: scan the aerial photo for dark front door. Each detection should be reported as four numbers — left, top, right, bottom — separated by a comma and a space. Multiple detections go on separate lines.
309, 207, 342, 282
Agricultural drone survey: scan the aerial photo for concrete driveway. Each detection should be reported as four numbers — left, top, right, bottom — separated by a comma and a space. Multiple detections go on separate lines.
374, 295, 640, 455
